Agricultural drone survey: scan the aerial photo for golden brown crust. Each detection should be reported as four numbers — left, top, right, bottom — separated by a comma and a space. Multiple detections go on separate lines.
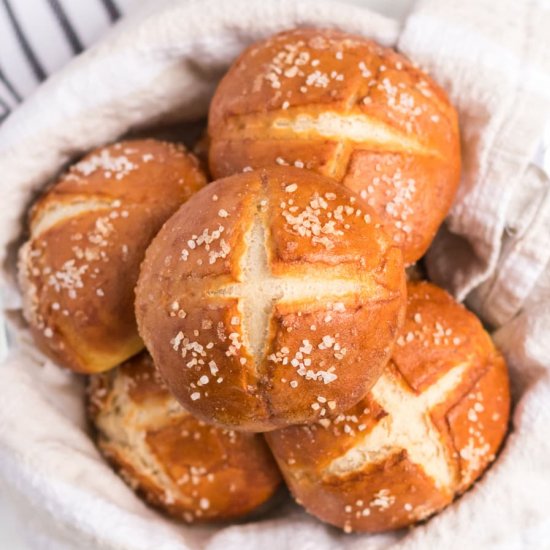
87, 352, 282, 523
18, 139, 207, 373
135, 166, 406, 431
266, 281, 510, 533
208, 28, 461, 264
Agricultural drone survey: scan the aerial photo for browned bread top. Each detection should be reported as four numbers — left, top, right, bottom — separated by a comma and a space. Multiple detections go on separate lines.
266, 281, 510, 533
88, 352, 282, 523
208, 28, 460, 264
136, 166, 406, 431
18, 139, 206, 373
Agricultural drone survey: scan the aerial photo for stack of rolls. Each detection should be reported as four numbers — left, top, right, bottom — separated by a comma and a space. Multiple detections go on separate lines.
17, 28, 510, 532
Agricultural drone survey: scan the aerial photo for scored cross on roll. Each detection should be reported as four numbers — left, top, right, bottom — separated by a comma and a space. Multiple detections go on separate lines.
135, 166, 406, 431
88, 352, 282, 522
18, 139, 206, 373
208, 28, 461, 264
266, 281, 510, 533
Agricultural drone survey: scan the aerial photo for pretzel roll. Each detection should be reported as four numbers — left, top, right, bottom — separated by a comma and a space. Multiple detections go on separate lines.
18, 140, 206, 373
136, 166, 406, 431
88, 352, 281, 522
266, 281, 510, 533
208, 28, 460, 264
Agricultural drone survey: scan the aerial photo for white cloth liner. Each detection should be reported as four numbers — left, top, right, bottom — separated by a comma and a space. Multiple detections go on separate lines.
0, 0, 549, 548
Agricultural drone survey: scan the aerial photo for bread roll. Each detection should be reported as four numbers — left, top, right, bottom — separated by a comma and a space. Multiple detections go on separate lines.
88, 352, 281, 522
208, 28, 460, 264
18, 139, 206, 373
136, 166, 406, 431
266, 281, 510, 533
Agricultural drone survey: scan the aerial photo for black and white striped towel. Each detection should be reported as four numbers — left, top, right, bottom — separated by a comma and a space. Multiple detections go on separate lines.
0, 0, 143, 123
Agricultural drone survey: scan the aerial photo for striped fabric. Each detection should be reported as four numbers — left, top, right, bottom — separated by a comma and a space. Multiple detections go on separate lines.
0, 0, 143, 123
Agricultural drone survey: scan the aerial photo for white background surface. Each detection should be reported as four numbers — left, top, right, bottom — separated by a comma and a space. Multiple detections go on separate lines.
0, 0, 412, 547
